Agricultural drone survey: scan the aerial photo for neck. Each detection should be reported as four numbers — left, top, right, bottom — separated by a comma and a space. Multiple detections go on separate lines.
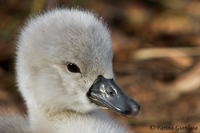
25, 102, 126, 133
27, 102, 89, 133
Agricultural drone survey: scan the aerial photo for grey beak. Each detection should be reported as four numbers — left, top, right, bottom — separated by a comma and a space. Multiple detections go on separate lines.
87, 75, 140, 117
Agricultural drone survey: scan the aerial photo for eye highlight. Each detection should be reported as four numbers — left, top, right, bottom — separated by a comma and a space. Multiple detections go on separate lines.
66, 63, 81, 73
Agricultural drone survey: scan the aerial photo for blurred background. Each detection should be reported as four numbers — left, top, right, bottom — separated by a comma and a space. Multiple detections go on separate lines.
0, 0, 200, 133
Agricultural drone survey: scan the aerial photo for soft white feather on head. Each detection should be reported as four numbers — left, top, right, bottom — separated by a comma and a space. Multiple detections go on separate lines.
16, 8, 114, 113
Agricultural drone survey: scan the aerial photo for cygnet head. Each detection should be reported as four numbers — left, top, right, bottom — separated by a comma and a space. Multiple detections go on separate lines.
16, 8, 140, 116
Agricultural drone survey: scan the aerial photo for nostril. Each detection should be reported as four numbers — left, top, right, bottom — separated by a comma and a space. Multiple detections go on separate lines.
109, 91, 115, 96
106, 87, 116, 96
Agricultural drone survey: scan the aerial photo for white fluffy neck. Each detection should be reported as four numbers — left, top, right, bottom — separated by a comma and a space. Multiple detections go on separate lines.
27, 102, 129, 133
27, 101, 87, 132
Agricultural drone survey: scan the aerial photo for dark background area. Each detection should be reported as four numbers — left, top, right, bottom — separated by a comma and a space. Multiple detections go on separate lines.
0, 0, 200, 133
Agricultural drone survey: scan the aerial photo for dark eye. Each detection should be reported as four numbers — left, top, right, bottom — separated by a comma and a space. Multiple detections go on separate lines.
67, 63, 81, 73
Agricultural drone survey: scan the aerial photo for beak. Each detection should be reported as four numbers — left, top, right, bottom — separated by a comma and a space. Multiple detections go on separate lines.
87, 75, 140, 117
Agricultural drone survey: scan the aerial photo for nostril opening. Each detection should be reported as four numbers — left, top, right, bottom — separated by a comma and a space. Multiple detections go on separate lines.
106, 88, 116, 96
109, 91, 115, 96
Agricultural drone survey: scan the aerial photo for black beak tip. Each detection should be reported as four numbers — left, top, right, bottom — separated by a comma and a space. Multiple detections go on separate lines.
125, 100, 140, 117
133, 104, 140, 116
138, 103, 140, 111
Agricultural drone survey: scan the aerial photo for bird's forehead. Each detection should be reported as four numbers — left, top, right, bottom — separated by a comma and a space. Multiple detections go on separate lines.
52, 21, 113, 65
